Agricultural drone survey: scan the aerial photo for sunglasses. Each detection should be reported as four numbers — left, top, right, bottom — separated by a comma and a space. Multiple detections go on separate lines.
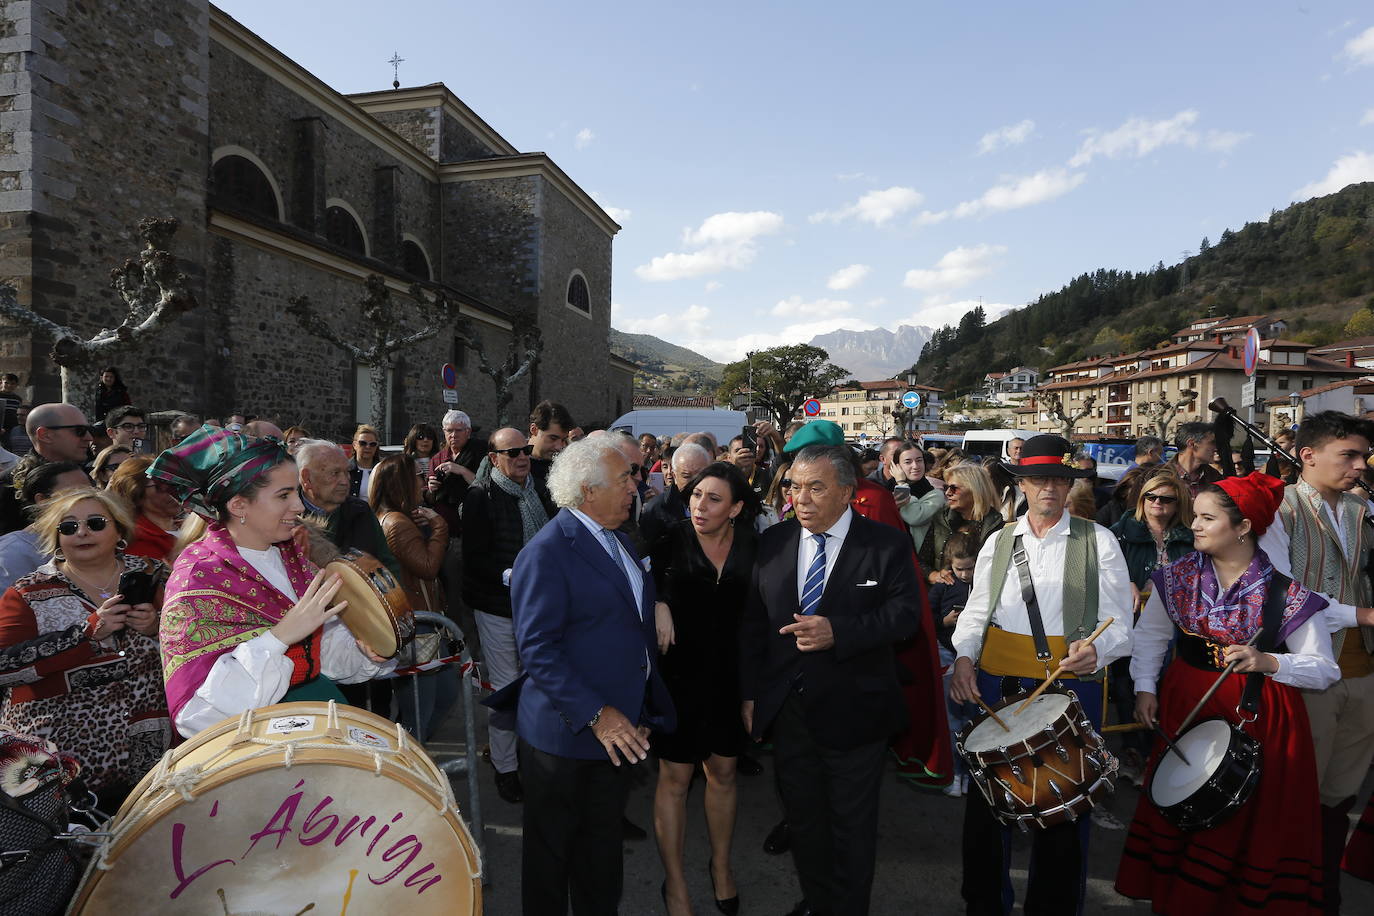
151, 479, 184, 499
47, 424, 93, 437
630, 463, 642, 476
1144, 493, 1179, 505
356, 441, 379, 448
415, 434, 433, 440
58, 515, 110, 536
944, 484, 962, 495
492, 445, 534, 458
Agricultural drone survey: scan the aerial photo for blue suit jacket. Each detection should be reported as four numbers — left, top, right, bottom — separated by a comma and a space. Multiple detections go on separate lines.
508, 508, 675, 760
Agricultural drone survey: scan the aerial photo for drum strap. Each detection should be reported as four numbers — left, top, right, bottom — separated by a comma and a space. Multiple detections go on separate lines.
1239, 571, 1292, 716
1011, 535, 1053, 669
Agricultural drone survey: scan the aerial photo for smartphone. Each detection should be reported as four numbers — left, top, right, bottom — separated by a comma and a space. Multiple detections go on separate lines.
117, 570, 155, 606
740, 425, 757, 449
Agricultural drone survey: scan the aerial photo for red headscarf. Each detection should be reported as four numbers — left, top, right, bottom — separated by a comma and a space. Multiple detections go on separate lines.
1214, 471, 1286, 536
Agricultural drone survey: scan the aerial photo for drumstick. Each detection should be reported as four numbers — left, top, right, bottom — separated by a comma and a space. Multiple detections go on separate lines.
975, 697, 1011, 732
1154, 724, 1191, 766
1173, 630, 1262, 737
1014, 617, 1115, 715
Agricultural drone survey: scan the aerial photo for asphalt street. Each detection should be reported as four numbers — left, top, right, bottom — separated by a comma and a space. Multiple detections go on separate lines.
426, 704, 1374, 916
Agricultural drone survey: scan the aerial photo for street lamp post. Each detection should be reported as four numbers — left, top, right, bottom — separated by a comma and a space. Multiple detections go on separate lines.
1288, 391, 1301, 430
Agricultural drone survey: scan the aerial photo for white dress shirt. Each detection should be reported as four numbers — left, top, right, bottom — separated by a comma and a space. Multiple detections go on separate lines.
795, 508, 855, 602
1256, 510, 1364, 632
1131, 586, 1339, 693
952, 511, 1132, 671
173, 546, 395, 737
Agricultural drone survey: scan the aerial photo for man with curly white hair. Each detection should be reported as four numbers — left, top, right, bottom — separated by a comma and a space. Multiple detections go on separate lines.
507, 436, 675, 914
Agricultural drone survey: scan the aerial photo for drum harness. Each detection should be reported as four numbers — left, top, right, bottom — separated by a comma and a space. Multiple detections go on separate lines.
1011, 536, 1055, 682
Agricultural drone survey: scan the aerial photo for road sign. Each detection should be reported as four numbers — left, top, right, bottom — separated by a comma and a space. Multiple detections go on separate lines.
802, 398, 821, 417
1242, 328, 1260, 377
439, 363, 458, 389
442, 388, 459, 405
1240, 378, 1257, 410
901, 390, 922, 410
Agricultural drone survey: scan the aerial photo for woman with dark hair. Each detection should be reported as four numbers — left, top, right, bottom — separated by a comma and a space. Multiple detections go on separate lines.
91, 444, 133, 488
1116, 474, 1342, 913
403, 423, 440, 480
650, 461, 759, 916
889, 440, 945, 567
94, 366, 131, 425
152, 425, 392, 738
106, 455, 184, 563
370, 453, 453, 736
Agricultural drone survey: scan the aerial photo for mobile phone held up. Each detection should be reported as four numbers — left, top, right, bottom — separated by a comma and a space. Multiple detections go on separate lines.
117, 570, 155, 607
740, 425, 756, 450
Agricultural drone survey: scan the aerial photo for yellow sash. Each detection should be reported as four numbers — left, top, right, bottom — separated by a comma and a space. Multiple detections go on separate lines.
979, 628, 1076, 680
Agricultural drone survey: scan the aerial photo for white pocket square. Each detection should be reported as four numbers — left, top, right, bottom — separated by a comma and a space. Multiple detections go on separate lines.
641, 557, 653, 572
857, 580, 878, 587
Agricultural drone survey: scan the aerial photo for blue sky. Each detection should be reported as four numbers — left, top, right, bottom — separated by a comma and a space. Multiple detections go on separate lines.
218, 1, 1374, 363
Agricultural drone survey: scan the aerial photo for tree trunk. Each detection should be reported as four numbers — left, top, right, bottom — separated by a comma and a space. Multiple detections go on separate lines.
368, 360, 389, 439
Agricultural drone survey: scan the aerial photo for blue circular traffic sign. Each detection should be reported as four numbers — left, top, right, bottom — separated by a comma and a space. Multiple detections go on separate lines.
901, 390, 922, 410
803, 398, 822, 417
439, 363, 458, 389
1242, 328, 1260, 378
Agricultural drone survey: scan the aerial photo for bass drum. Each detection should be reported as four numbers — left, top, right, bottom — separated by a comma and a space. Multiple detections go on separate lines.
1148, 717, 1261, 833
67, 701, 480, 915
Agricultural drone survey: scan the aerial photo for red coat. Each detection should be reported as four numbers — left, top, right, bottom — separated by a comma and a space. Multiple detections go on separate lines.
850, 479, 952, 787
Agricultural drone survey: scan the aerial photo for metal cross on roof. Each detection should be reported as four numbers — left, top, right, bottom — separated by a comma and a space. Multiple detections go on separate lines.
389, 52, 404, 89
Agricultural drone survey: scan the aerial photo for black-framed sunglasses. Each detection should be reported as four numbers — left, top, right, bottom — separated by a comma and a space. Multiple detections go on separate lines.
58, 515, 110, 536
492, 444, 534, 458
47, 424, 93, 437
415, 433, 434, 440
356, 440, 379, 448
1144, 492, 1179, 505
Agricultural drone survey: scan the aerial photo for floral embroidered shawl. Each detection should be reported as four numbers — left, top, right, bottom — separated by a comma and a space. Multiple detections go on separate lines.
1150, 547, 1327, 646
160, 523, 317, 722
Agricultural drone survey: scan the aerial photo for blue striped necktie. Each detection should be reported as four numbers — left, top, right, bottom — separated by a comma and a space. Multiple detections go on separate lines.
800, 532, 828, 615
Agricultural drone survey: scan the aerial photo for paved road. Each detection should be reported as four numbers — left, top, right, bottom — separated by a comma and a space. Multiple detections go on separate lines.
428, 707, 1374, 915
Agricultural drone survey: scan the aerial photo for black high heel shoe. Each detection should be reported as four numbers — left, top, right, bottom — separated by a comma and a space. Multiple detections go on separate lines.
708, 863, 740, 916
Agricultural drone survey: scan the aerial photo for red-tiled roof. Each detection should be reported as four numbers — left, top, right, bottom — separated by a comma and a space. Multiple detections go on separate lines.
1263, 377, 1374, 405
1259, 338, 1312, 349
1311, 337, 1374, 353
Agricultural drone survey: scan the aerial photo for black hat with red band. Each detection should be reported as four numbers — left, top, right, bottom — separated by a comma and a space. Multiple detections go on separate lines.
1002, 434, 1093, 479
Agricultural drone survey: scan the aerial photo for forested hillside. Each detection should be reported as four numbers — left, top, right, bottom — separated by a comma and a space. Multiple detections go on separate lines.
915, 182, 1374, 393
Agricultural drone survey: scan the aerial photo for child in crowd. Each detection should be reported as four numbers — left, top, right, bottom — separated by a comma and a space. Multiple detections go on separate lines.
929, 532, 978, 797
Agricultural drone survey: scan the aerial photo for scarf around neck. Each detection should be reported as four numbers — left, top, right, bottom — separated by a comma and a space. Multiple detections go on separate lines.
1151, 547, 1327, 646
493, 468, 549, 543
160, 523, 317, 722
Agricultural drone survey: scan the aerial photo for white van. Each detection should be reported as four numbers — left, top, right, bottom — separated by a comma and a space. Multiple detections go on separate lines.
961, 428, 1039, 461
608, 408, 750, 448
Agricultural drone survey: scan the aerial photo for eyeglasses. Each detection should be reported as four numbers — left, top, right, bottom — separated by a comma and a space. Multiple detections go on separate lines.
781, 479, 830, 497
630, 463, 642, 476
47, 424, 93, 437
1144, 492, 1179, 505
491, 445, 534, 458
356, 441, 379, 448
1024, 476, 1070, 488
151, 479, 185, 499
57, 515, 110, 536
115, 422, 148, 432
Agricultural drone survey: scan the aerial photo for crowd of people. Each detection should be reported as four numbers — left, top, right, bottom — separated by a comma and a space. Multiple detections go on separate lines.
2, 367, 1374, 916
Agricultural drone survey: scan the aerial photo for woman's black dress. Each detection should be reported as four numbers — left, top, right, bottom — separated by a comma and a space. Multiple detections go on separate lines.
650, 518, 756, 763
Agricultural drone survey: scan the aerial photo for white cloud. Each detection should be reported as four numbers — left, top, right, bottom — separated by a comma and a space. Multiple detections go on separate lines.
916, 169, 1085, 224
705, 281, 723, 292
1203, 129, 1251, 153
1292, 151, 1374, 199
574, 128, 595, 149
1342, 26, 1374, 67
770, 296, 855, 319
635, 211, 784, 281
810, 186, 924, 226
826, 264, 871, 290
977, 119, 1035, 155
903, 244, 1006, 293
897, 299, 1017, 330
1361, 108, 1374, 126
1069, 110, 1202, 167
618, 304, 712, 338
590, 192, 630, 224
684, 317, 880, 364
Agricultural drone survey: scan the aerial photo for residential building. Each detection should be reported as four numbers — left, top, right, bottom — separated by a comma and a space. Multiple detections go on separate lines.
1264, 377, 1374, 432
806, 379, 944, 438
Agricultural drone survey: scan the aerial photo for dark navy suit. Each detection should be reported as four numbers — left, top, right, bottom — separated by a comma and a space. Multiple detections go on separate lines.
510, 507, 675, 914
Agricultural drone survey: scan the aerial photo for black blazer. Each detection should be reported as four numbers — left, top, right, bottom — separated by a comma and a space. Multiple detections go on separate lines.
740, 511, 921, 751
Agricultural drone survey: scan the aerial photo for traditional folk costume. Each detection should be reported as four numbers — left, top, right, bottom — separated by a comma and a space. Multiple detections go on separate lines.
952, 435, 1133, 916
0, 554, 170, 807
151, 425, 391, 738
1257, 475, 1374, 909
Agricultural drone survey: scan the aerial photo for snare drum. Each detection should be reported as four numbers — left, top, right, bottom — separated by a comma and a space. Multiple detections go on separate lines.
67, 701, 481, 915
957, 689, 1117, 830
329, 548, 415, 658
1147, 717, 1261, 832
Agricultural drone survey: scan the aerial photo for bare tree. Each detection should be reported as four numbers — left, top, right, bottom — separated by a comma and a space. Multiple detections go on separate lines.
1037, 389, 1097, 440
287, 276, 460, 437
454, 315, 542, 426
0, 217, 197, 417
1137, 389, 1198, 440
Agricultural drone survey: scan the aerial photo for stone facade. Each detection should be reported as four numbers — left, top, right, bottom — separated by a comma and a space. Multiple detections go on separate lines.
0, 1, 629, 440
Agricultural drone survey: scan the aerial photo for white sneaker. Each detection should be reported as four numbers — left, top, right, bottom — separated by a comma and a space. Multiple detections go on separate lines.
942, 779, 964, 797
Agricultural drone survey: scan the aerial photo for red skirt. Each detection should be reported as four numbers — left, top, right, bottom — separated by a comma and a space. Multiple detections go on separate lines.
1344, 794, 1374, 881
1115, 661, 1324, 914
